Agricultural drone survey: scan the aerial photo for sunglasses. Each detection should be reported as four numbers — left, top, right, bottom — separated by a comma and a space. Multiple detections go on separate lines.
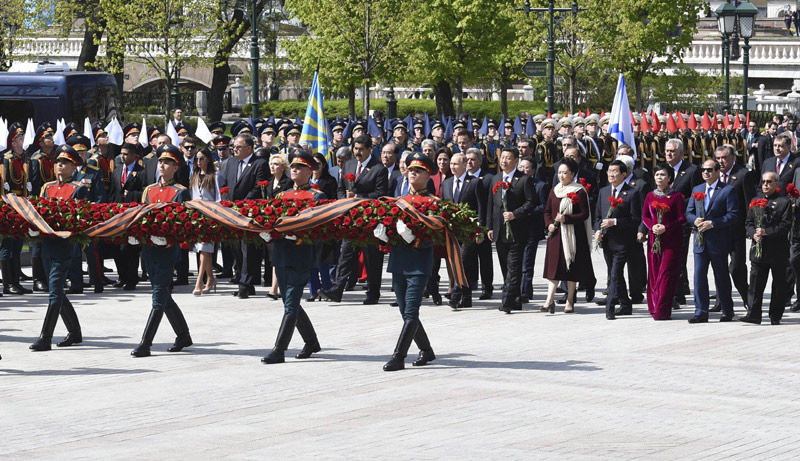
700, 167, 716, 173
183, 145, 196, 149
761, 180, 775, 184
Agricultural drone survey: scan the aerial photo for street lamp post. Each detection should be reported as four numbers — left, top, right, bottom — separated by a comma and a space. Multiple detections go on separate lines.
716, 1, 737, 112
517, 0, 584, 115
250, 0, 261, 119
736, 1, 758, 113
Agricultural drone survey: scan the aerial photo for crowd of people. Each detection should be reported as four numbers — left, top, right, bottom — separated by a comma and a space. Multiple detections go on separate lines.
0, 107, 797, 366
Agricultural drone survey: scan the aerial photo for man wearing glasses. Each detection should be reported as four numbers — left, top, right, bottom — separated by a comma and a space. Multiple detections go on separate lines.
685, 159, 739, 323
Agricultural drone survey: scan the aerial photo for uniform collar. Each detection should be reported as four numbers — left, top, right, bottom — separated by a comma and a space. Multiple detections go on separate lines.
293, 182, 312, 191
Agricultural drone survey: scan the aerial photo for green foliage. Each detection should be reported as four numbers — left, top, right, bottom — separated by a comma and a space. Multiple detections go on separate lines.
248, 98, 547, 119
0, 0, 54, 70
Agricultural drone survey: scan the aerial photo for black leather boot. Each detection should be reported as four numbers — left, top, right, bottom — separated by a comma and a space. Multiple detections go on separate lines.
132, 309, 164, 357
412, 321, 435, 366
294, 309, 320, 359
383, 320, 419, 371
30, 303, 62, 351
2, 259, 19, 295
165, 305, 193, 352
262, 314, 297, 364
32, 256, 48, 292
12, 257, 32, 294
57, 300, 82, 347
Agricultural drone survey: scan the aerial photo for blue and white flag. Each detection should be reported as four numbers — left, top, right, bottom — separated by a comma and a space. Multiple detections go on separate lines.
299, 70, 330, 164
609, 73, 637, 159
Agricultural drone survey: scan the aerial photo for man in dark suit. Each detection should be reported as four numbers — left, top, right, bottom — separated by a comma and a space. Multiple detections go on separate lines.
465, 148, 495, 299
744, 120, 761, 167
518, 155, 550, 304
321, 135, 389, 304
381, 142, 403, 186
224, 134, 269, 299
685, 159, 739, 323
393, 151, 435, 197
487, 147, 536, 313
142, 134, 190, 187
762, 134, 799, 191
664, 138, 703, 306
740, 172, 792, 325
442, 152, 483, 309
755, 122, 777, 174
593, 160, 642, 320
710, 144, 756, 312
108, 143, 146, 290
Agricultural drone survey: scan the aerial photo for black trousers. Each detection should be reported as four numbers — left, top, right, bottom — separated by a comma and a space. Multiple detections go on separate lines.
332, 240, 383, 299
604, 246, 631, 313
452, 242, 479, 305
115, 244, 141, 287
677, 224, 692, 298
176, 249, 189, 281
749, 259, 787, 322
728, 229, 749, 306
520, 235, 539, 299
477, 238, 494, 294
787, 233, 800, 302
234, 241, 262, 291
627, 242, 646, 297
496, 238, 524, 309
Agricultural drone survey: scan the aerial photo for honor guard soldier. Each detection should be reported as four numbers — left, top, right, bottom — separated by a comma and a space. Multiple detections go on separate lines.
500, 120, 515, 152
656, 115, 669, 164
600, 114, 618, 166
582, 115, 603, 172
123, 122, 142, 146
174, 120, 192, 145
411, 119, 425, 152
257, 122, 278, 156
63, 121, 80, 140
29, 123, 57, 292
532, 114, 546, 137
535, 118, 559, 185
391, 120, 414, 152
643, 116, 661, 171
280, 123, 302, 156
30, 145, 88, 351
212, 135, 232, 168
1, 122, 32, 295
142, 126, 163, 160
261, 150, 325, 364
208, 121, 226, 137
383, 152, 438, 372
132, 144, 193, 357
480, 119, 500, 174
230, 119, 253, 140
90, 122, 115, 198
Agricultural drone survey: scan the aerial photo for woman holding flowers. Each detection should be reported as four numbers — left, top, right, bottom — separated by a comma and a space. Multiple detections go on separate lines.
640, 164, 686, 320
542, 157, 593, 314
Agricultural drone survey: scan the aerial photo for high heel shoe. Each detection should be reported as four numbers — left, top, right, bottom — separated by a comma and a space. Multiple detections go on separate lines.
267, 293, 280, 300
564, 303, 574, 313
542, 301, 555, 314
201, 280, 217, 294
192, 289, 202, 296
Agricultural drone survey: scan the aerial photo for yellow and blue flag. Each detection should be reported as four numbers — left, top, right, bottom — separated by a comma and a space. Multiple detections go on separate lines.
299, 71, 330, 164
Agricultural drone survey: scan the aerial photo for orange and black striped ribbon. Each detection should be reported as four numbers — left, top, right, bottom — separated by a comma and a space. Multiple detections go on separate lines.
273, 197, 368, 233
84, 203, 170, 239
2, 194, 72, 238
392, 198, 468, 288
183, 200, 267, 233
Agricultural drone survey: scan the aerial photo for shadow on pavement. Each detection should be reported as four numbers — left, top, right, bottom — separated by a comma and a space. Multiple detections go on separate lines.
0, 367, 157, 375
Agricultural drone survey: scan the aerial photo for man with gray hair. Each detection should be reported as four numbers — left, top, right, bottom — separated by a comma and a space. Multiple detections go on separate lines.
329, 146, 352, 184
465, 147, 495, 299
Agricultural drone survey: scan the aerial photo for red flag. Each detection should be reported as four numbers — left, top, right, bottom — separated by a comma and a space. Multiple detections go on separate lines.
688, 111, 697, 130
651, 110, 661, 133
713, 112, 719, 130
746, 112, 750, 127
639, 112, 650, 132
600, 110, 606, 117
676, 112, 687, 131
701, 111, 712, 131
733, 112, 741, 130
586, 107, 591, 116
666, 113, 677, 133
722, 113, 730, 129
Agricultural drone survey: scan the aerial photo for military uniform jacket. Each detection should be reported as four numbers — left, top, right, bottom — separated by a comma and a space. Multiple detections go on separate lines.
74, 160, 106, 203
41, 180, 89, 200
387, 191, 436, 276
89, 150, 115, 194
142, 180, 191, 204
272, 185, 326, 270
29, 149, 57, 197
745, 193, 792, 263
2, 150, 30, 196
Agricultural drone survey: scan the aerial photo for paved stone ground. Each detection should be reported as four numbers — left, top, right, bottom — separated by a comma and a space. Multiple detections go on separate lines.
3, 243, 800, 460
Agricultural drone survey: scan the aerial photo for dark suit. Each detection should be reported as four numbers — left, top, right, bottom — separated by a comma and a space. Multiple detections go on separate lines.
331, 157, 389, 301
718, 164, 756, 308
469, 168, 495, 296
745, 193, 792, 323
625, 173, 653, 302
685, 181, 739, 319
223, 154, 270, 295
762, 153, 800, 191
393, 176, 435, 197
594, 182, 642, 317
755, 134, 774, 173
109, 162, 146, 288
521, 177, 551, 300
441, 173, 483, 307
669, 160, 703, 301
487, 169, 536, 311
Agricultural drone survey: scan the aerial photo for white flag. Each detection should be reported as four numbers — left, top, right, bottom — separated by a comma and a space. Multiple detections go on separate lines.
166, 120, 180, 146
139, 117, 149, 148
22, 118, 35, 150
194, 117, 213, 144
53, 118, 66, 145
105, 117, 124, 146
83, 117, 95, 148
609, 73, 637, 160
0, 118, 8, 151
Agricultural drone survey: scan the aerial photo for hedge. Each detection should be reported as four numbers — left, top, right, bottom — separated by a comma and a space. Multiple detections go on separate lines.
244, 98, 549, 120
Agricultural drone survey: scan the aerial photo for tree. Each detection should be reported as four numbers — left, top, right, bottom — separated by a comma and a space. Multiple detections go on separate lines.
0, 0, 53, 71
284, 0, 407, 117
404, 0, 515, 118
593, 0, 704, 110
485, 3, 529, 117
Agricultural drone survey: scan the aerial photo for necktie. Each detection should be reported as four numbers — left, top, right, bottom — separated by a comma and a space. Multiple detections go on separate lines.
721, 172, 727, 184
611, 187, 617, 198
705, 185, 712, 212
454, 178, 461, 202
502, 175, 510, 199
356, 163, 363, 179
777, 160, 782, 176
121, 165, 127, 186
237, 160, 245, 180
401, 178, 408, 196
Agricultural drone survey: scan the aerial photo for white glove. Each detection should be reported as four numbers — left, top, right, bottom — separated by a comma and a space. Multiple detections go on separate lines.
396, 219, 415, 244
4, 183, 9, 191
285, 234, 297, 241
150, 235, 167, 246
28, 229, 40, 237
373, 223, 389, 242
595, 162, 603, 170
259, 232, 272, 243
127, 236, 140, 246
26, 182, 32, 192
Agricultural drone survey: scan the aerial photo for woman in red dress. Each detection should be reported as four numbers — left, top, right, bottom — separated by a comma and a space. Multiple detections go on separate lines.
542, 157, 594, 314
639, 164, 686, 320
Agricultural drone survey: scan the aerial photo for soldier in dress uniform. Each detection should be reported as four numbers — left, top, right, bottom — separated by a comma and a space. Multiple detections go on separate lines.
29, 145, 88, 351
174, 120, 192, 146
261, 150, 325, 364
90, 122, 115, 198
231, 120, 253, 140
63, 122, 80, 140
29, 122, 57, 292
208, 121, 226, 137
1, 122, 32, 295
280, 123, 302, 156
535, 118, 558, 185
430, 120, 447, 149
258, 122, 280, 156
383, 152, 438, 372
391, 120, 413, 152
500, 120, 515, 151
329, 120, 347, 152
131, 145, 193, 358
480, 119, 500, 174
532, 113, 546, 135
142, 126, 163, 161
123, 122, 142, 146
411, 119, 425, 152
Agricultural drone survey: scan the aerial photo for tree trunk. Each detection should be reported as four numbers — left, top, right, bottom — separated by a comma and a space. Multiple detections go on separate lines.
77, 21, 103, 71
106, 33, 125, 96
347, 84, 356, 119
362, 80, 370, 118
456, 75, 463, 117
207, 61, 230, 122
568, 72, 576, 114
433, 80, 455, 119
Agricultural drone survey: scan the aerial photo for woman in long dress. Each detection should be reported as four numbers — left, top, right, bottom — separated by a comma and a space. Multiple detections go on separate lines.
190, 148, 220, 296
542, 157, 594, 314
639, 164, 686, 320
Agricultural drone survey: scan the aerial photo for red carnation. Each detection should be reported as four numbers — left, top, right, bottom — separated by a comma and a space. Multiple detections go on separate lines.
492, 181, 510, 194
257, 180, 270, 187
343, 173, 356, 182
692, 191, 706, 202
220, 186, 230, 195
579, 177, 591, 192
567, 192, 580, 204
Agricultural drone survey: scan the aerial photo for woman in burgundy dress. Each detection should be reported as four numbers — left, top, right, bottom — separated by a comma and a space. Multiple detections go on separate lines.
542, 157, 594, 314
639, 164, 686, 320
